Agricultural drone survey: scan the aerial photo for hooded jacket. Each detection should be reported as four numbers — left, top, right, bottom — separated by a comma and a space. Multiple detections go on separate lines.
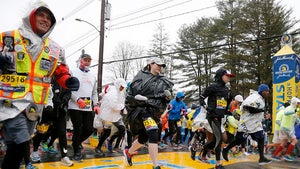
199, 68, 232, 118
126, 69, 174, 118
99, 78, 126, 122
0, 2, 74, 121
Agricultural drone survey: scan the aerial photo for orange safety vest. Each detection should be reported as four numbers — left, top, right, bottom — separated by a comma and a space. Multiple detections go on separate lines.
0, 30, 59, 104
229, 100, 239, 113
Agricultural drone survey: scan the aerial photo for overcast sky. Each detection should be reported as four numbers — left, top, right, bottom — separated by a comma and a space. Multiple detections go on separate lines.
1, 0, 299, 85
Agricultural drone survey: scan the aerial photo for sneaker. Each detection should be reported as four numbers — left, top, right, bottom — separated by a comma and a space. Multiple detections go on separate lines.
283, 155, 295, 162
215, 164, 225, 169
123, 148, 133, 166
41, 142, 48, 152
73, 152, 83, 161
222, 149, 229, 161
106, 141, 113, 152
26, 162, 38, 169
271, 155, 282, 161
113, 147, 123, 153
243, 152, 250, 156
173, 145, 183, 150
95, 147, 104, 155
198, 156, 209, 163
189, 146, 196, 160
31, 151, 40, 163
61, 156, 74, 167
153, 166, 161, 169
258, 157, 272, 165
48, 146, 57, 154
158, 143, 167, 150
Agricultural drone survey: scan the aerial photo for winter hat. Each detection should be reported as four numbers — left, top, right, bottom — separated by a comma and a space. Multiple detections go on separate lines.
258, 84, 269, 94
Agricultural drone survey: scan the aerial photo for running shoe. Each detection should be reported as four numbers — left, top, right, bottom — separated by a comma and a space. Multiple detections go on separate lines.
215, 164, 225, 169
283, 155, 295, 162
258, 157, 272, 165
41, 142, 48, 152
243, 152, 250, 156
173, 145, 183, 150
26, 162, 38, 169
271, 155, 282, 161
123, 148, 133, 166
95, 147, 104, 155
222, 149, 229, 161
189, 146, 196, 160
61, 156, 73, 167
48, 146, 57, 154
198, 156, 209, 163
73, 152, 83, 161
31, 151, 40, 163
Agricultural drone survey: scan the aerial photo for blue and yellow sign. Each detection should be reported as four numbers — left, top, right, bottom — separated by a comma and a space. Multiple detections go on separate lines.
272, 44, 299, 133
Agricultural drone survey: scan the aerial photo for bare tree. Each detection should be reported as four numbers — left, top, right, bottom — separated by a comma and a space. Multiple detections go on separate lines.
108, 41, 145, 81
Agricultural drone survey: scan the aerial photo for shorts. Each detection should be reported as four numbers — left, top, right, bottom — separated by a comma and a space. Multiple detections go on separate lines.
272, 130, 281, 143
3, 113, 31, 144
279, 130, 296, 140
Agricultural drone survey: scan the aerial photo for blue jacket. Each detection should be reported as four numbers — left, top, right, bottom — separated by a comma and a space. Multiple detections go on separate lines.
168, 98, 187, 120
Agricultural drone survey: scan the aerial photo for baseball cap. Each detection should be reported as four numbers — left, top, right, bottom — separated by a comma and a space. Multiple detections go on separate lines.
80, 53, 92, 60
147, 57, 166, 67
224, 70, 234, 77
234, 95, 244, 102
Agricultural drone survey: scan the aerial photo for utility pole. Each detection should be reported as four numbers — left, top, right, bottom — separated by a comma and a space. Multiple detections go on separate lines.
98, 0, 105, 93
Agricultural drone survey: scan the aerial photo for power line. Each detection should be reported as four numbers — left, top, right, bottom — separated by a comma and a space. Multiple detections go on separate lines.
58, 0, 96, 23
109, 5, 216, 30
92, 32, 300, 66
110, 0, 192, 27
64, 5, 216, 58
66, 34, 100, 59
111, 0, 175, 21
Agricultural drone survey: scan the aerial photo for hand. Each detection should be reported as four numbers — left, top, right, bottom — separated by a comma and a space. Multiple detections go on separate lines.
77, 99, 86, 109
164, 90, 172, 100
93, 106, 100, 114
0, 52, 14, 73
66, 77, 80, 91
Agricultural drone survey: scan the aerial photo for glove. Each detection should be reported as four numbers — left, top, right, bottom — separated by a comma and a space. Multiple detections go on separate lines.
134, 94, 148, 101
43, 105, 53, 117
65, 77, 80, 91
0, 52, 14, 73
77, 99, 86, 109
164, 90, 172, 100
93, 106, 100, 114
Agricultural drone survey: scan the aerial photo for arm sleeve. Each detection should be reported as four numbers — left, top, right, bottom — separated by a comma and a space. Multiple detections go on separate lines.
228, 116, 238, 128
54, 63, 71, 89
92, 80, 99, 106
243, 105, 264, 114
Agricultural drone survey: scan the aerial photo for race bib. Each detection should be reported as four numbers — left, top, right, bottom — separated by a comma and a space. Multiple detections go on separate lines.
79, 97, 91, 109
0, 74, 26, 92
216, 97, 227, 109
143, 117, 158, 131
